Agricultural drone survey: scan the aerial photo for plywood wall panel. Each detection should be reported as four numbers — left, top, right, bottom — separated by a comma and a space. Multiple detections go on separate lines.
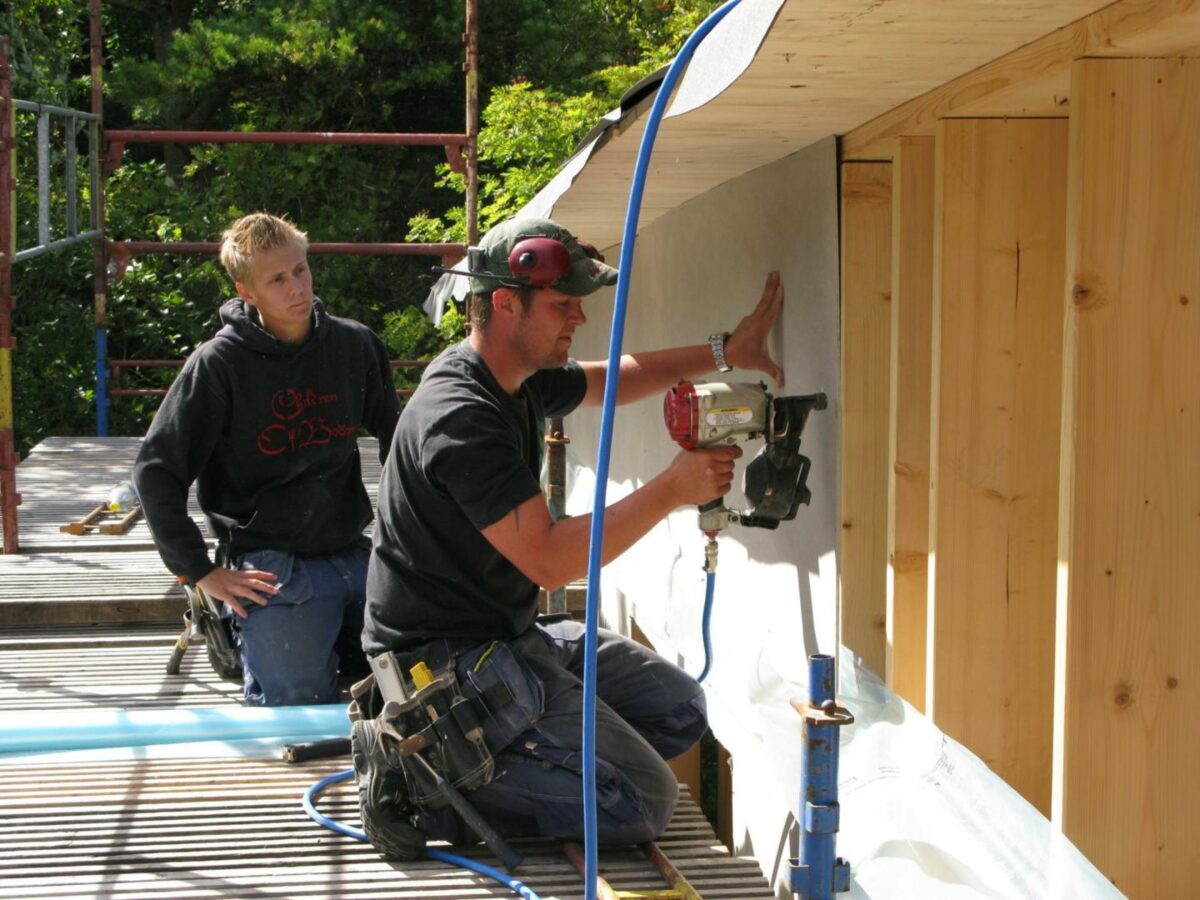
887, 136, 935, 711
1057, 58, 1200, 898
840, 162, 892, 677
930, 118, 1067, 814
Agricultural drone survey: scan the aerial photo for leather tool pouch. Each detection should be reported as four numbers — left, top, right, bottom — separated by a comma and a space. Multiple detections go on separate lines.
347, 672, 381, 723
353, 638, 545, 811
385, 671, 494, 809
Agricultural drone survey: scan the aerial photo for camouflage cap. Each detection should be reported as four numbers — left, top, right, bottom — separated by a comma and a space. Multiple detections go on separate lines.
467, 216, 618, 297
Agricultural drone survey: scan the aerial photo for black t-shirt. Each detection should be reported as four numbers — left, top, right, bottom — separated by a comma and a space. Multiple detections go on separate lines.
363, 341, 586, 655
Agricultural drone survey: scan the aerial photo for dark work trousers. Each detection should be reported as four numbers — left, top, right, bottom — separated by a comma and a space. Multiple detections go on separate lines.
417, 618, 708, 846
231, 541, 371, 706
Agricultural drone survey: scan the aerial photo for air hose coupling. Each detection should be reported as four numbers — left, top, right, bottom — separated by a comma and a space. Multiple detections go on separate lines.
703, 534, 719, 573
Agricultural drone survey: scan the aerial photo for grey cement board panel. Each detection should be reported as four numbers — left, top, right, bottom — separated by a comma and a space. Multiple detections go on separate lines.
562, 135, 840, 673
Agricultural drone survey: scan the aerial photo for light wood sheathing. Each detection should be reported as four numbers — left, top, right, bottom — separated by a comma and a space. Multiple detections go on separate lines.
1056, 57, 1200, 898
839, 31, 1200, 898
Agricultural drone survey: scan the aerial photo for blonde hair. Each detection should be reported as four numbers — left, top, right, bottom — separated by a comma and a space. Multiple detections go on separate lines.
219, 213, 308, 283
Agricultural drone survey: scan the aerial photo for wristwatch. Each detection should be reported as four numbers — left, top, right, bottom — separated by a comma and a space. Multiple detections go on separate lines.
709, 332, 733, 373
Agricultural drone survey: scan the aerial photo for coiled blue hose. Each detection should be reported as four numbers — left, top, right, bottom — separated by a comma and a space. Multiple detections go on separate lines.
303, 767, 542, 900
581, 2, 743, 898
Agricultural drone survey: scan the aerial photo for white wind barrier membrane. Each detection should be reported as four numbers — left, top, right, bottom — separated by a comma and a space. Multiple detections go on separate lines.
752, 650, 1123, 899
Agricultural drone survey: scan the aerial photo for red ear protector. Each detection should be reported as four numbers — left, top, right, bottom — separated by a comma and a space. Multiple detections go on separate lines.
508, 235, 605, 287
433, 235, 605, 287
508, 236, 572, 287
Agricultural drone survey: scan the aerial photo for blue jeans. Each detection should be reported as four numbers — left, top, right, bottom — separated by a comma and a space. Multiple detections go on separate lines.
232, 541, 370, 706
415, 619, 708, 846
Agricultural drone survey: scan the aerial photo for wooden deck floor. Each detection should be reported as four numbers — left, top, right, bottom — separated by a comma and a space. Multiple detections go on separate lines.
11, 435, 382, 553
0, 754, 765, 899
0, 438, 775, 899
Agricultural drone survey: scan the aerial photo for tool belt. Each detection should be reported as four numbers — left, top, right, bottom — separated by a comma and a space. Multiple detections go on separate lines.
350, 636, 545, 807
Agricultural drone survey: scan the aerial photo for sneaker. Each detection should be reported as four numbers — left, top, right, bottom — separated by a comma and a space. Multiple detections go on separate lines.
351, 718, 427, 861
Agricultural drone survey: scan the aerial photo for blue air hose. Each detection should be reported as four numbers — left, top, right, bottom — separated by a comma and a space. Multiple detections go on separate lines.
581, 2, 743, 898
696, 570, 717, 683
304, 6, 743, 898
304, 768, 542, 900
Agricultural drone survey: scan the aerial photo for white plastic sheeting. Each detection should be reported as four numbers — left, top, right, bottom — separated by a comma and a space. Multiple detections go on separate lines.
736, 649, 1124, 899
666, 0, 786, 119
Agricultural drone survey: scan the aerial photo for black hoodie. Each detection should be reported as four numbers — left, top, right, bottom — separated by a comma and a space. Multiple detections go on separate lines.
133, 298, 399, 583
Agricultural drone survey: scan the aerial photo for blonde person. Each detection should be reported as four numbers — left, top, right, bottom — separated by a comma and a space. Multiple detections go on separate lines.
135, 213, 400, 705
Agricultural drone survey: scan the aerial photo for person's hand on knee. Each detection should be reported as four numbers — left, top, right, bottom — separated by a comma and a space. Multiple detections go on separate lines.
197, 566, 279, 618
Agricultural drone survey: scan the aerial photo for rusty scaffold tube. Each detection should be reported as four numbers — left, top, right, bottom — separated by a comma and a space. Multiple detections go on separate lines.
105, 130, 466, 145
112, 241, 465, 259
0, 36, 21, 553
465, 0, 479, 246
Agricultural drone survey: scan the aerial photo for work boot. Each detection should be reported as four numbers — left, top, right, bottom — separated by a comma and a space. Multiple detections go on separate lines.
351, 717, 427, 861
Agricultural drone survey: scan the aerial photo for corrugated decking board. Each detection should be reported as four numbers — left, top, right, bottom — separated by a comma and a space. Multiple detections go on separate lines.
0, 756, 770, 899
0, 529, 773, 897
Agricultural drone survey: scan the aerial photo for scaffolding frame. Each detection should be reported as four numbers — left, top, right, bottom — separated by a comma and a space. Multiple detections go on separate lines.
0, 0, 479, 554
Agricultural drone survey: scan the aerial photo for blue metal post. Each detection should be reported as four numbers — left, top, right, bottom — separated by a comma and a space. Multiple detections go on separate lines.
95, 325, 108, 436
790, 653, 853, 899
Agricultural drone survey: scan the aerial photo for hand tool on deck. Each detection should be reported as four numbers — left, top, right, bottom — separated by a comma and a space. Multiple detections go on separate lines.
563, 840, 701, 900
284, 737, 352, 763
60, 482, 144, 535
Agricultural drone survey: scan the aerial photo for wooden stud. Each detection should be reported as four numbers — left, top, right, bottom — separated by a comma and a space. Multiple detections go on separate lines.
886, 136, 935, 711
930, 118, 1067, 815
716, 743, 732, 852
1056, 58, 1200, 898
840, 162, 892, 677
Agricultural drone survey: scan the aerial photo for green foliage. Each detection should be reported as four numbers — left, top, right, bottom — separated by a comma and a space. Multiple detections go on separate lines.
408, 0, 722, 242
0, 0, 91, 107
379, 303, 466, 392
438, 304, 466, 346
408, 83, 611, 241
3, 0, 719, 454
382, 307, 442, 361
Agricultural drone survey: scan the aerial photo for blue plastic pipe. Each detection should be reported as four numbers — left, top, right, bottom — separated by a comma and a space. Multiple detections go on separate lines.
581, 3, 743, 897
0, 703, 348, 754
304, 768, 542, 900
95, 325, 108, 436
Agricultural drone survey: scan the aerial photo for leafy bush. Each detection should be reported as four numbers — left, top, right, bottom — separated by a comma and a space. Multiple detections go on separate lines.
2, 0, 718, 454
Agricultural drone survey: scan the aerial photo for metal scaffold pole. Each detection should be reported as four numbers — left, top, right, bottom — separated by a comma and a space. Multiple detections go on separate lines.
791, 654, 853, 899
464, 0, 479, 247
0, 37, 21, 554
89, 0, 109, 437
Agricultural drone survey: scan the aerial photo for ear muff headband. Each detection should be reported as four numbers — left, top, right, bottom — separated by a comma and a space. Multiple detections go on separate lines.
432, 234, 605, 287
508, 236, 572, 288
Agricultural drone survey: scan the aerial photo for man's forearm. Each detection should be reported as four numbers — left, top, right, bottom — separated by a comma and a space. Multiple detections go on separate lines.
580, 344, 716, 407
577, 271, 785, 405
530, 472, 681, 588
